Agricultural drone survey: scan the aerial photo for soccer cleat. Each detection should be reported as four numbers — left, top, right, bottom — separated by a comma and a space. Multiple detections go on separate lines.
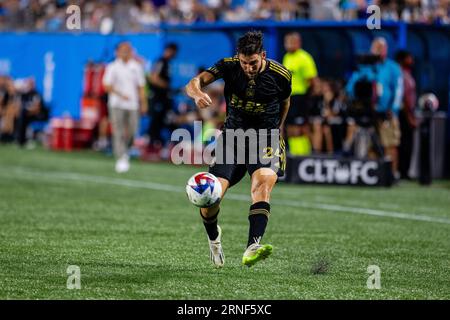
115, 155, 130, 173
208, 225, 224, 268
242, 243, 273, 267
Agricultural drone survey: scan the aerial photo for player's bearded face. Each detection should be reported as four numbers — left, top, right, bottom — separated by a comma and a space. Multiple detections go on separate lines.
239, 53, 265, 79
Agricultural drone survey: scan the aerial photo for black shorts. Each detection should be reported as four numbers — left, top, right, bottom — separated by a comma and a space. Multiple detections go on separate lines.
209, 129, 286, 187
286, 94, 309, 125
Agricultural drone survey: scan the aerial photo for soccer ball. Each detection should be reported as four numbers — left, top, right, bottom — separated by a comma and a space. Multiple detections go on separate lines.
186, 172, 222, 208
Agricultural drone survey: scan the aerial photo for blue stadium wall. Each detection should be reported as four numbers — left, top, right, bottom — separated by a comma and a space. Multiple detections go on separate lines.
0, 31, 233, 118
1, 22, 448, 117
0, 21, 449, 169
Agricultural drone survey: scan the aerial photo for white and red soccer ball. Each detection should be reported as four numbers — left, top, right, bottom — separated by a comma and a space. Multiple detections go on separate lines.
186, 172, 222, 208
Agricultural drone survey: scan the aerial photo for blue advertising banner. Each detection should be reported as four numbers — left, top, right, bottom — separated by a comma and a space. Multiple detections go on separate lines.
0, 32, 233, 118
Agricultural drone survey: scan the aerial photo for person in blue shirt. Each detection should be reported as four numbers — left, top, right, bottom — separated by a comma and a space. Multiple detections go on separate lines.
346, 37, 403, 179
371, 37, 403, 180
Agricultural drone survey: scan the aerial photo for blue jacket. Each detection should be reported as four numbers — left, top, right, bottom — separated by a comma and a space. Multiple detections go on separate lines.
346, 58, 403, 115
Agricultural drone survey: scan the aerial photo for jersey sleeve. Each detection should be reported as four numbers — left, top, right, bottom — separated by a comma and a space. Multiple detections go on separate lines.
205, 58, 237, 80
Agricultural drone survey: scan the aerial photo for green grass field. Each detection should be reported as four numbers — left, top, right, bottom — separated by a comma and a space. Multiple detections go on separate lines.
0, 145, 449, 299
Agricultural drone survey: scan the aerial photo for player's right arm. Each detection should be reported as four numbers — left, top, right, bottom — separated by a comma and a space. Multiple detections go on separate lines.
185, 71, 216, 109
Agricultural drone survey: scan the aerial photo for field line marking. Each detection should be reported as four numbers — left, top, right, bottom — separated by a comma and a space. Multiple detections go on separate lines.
2, 166, 450, 225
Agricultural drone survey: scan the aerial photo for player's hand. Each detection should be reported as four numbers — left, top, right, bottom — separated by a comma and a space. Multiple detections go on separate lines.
194, 92, 212, 109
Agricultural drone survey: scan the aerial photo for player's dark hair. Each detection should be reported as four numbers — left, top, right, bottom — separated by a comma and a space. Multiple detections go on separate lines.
237, 31, 264, 56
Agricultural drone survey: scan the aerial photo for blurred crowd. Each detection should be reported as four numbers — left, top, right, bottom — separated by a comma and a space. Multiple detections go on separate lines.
0, 4, 437, 180
0, 0, 448, 32
102, 33, 423, 180
0, 75, 49, 146
0, 31, 427, 180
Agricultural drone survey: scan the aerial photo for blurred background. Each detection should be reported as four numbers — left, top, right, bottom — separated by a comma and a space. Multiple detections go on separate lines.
0, 0, 449, 183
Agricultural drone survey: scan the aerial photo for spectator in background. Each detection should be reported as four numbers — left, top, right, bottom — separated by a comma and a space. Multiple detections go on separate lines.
344, 53, 382, 158
112, 1, 136, 33
309, 78, 334, 154
1, 0, 449, 31
135, 1, 161, 30
282, 31, 318, 156
308, 77, 324, 153
324, 79, 348, 153
0, 76, 20, 143
0, 76, 7, 109
103, 41, 148, 173
1, 0, 23, 30
370, 37, 403, 179
310, 0, 342, 20
16, 78, 48, 147
147, 42, 178, 152
395, 49, 417, 180
273, 0, 298, 21
345, 38, 403, 168
253, 0, 274, 20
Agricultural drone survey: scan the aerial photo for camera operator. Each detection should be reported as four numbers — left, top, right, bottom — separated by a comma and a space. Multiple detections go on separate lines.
345, 38, 403, 180
344, 54, 384, 159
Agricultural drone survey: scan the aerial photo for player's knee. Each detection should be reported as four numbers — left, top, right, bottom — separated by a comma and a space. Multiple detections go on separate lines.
251, 181, 273, 202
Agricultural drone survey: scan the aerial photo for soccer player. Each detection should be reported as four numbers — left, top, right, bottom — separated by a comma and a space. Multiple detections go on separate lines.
185, 31, 291, 267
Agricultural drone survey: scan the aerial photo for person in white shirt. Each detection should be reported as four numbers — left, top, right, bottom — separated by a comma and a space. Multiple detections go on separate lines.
103, 41, 148, 173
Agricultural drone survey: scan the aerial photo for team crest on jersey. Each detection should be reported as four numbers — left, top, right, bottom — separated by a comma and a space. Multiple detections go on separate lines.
246, 80, 256, 98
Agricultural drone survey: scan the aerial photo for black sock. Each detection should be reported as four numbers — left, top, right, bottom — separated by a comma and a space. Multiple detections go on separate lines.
200, 209, 219, 240
247, 202, 270, 247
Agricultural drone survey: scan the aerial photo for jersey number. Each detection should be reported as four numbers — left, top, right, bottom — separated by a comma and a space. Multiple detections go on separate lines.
263, 147, 283, 159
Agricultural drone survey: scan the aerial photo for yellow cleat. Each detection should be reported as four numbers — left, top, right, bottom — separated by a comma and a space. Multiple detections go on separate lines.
242, 243, 273, 267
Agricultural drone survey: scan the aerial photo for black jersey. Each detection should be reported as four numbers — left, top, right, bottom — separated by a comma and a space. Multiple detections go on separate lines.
149, 57, 171, 99
206, 57, 292, 130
